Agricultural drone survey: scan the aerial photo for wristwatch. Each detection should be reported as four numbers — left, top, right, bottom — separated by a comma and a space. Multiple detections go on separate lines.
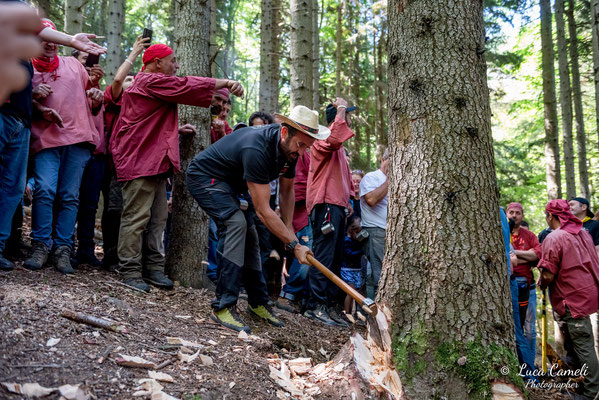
285, 239, 299, 252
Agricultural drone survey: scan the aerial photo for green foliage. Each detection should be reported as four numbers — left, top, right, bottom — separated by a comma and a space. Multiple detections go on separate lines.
436, 341, 524, 399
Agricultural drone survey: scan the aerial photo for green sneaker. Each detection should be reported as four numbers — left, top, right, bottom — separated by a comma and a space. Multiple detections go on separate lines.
248, 304, 284, 327
211, 307, 250, 333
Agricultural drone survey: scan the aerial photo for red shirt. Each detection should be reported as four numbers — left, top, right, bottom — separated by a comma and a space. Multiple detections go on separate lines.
539, 229, 599, 318
210, 120, 233, 143
110, 73, 215, 181
103, 85, 122, 143
306, 116, 354, 214
292, 151, 310, 232
511, 228, 542, 284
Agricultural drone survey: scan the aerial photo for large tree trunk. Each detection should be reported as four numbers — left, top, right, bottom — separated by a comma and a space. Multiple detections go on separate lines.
592, 0, 599, 151
259, 0, 281, 113
64, 0, 84, 34
312, 0, 320, 112
383, 1, 516, 397
541, 0, 563, 200
335, 2, 343, 99
290, 0, 313, 109
165, 0, 211, 289
568, 0, 590, 199
105, 0, 125, 82
555, 0, 576, 199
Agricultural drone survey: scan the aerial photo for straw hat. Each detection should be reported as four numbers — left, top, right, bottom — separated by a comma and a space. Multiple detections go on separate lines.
275, 105, 330, 140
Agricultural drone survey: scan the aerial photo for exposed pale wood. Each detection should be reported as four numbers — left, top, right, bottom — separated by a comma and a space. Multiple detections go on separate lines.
61, 308, 128, 334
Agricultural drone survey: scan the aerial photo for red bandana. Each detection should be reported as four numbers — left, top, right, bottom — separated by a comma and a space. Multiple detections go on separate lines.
546, 199, 583, 234
141, 44, 174, 72
33, 18, 60, 81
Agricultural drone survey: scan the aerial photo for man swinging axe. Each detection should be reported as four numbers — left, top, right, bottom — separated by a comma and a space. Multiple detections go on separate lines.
187, 105, 330, 333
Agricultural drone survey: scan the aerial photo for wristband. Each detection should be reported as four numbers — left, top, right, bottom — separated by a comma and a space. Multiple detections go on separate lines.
337, 105, 347, 110
124, 59, 134, 66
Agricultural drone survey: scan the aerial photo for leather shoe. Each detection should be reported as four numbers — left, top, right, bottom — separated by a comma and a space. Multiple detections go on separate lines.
143, 270, 174, 289
0, 254, 15, 271
122, 278, 150, 292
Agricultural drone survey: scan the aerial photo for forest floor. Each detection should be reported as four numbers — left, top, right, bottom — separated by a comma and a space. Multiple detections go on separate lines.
0, 216, 581, 399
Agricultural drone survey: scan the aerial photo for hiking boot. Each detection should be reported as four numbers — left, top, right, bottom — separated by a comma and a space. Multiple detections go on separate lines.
304, 303, 338, 326
275, 297, 301, 314
53, 246, 74, 275
211, 307, 251, 333
248, 304, 284, 327
122, 277, 151, 292
328, 306, 350, 327
23, 241, 49, 271
75, 250, 103, 269
0, 254, 15, 271
142, 270, 174, 289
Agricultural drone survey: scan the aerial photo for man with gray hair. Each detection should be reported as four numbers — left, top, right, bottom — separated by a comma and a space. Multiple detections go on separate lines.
359, 149, 389, 298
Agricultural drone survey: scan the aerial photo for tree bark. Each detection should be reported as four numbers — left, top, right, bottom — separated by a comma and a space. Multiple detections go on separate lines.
568, 0, 590, 199
290, 0, 313, 109
105, 0, 125, 82
209, 0, 217, 77
312, 0, 320, 112
377, 17, 387, 147
591, 0, 599, 151
384, 1, 515, 397
555, 0, 576, 199
34, 0, 52, 18
541, 0, 563, 200
64, 0, 84, 34
335, 3, 343, 99
259, 0, 281, 113
166, 0, 211, 289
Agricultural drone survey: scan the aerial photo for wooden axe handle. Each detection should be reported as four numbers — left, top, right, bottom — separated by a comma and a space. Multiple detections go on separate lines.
306, 254, 373, 315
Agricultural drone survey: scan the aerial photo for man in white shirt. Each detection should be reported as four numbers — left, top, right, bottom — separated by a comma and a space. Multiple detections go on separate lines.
359, 149, 389, 298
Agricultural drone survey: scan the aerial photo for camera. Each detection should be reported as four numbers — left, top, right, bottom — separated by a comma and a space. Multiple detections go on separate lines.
239, 199, 248, 211
356, 229, 369, 242
321, 221, 335, 235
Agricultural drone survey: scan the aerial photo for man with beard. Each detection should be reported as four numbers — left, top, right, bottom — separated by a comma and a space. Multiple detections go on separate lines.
186, 105, 327, 333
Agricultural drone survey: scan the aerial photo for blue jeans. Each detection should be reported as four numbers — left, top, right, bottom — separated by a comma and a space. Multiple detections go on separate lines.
77, 154, 105, 254
525, 285, 537, 359
280, 223, 312, 301
207, 218, 218, 283
31, 144, 91, 249
510, 277, 536, 374
0, 114, 30, 252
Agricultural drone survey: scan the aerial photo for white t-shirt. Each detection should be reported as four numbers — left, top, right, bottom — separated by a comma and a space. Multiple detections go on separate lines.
359, 169, 388, 229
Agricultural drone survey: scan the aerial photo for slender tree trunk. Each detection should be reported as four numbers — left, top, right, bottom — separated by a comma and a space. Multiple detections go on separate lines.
349, 6, 360, 163
312, 0, 320, 112
556, 0, 576, 199
541, 0, 563, 200
99, 0, 108, 37
384, 1, 515, 397
259, 0, 281, 113
64, 0, 84, 34
105, 0, 125, 82
290, 0, 313, 109
591, 0, 599, 151
378, 17, 387, 146
166, 0, 211, 288
210, 0, 217, 77
568, 0, 590, 199
34, 0, 52, 18
335, 2, 343, 98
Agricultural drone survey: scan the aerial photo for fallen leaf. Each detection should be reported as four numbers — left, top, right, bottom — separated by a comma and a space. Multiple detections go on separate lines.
46, 338, 61, 347
319, 347, 327, 356
148, 371, 174, 383
229, 382, 235, 389
199, 355, 213, 366
177, 349, 200, 363
12, 328, 24, 335
92, 331, 100, 338
207, 340, 217, 346
166, 337, 203, 349
116, 354, 157, 369
1, 382, 56, 397
238, 330, 248, 340
58, 383, 89, 400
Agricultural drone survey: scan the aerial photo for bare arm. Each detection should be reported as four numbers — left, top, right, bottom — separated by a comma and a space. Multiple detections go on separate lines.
38, 28, 106, 55
248, 181, 312, 264
514, 249, 539, 262
364, 179, 388, 207
278, 177, 295, 230
112, 35, 149, 99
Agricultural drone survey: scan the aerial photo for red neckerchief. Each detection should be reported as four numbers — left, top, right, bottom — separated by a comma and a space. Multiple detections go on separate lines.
32, 56, 60, 83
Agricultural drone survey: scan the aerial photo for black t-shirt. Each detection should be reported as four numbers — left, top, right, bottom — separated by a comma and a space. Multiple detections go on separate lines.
538, 227, 552, 244
583, 219, 599, 246
1, 60, 33, 127
188, 124, 296, 194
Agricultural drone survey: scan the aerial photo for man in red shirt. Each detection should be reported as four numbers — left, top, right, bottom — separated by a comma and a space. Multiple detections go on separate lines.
210, 88, 233, 143
539, 199, 599, 400
305, 97, 356, 327
506, 202, 541, 359
110, 43, 244, 292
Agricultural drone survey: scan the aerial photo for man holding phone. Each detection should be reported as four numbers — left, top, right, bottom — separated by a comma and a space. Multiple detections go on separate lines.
110, 43, 245, 292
